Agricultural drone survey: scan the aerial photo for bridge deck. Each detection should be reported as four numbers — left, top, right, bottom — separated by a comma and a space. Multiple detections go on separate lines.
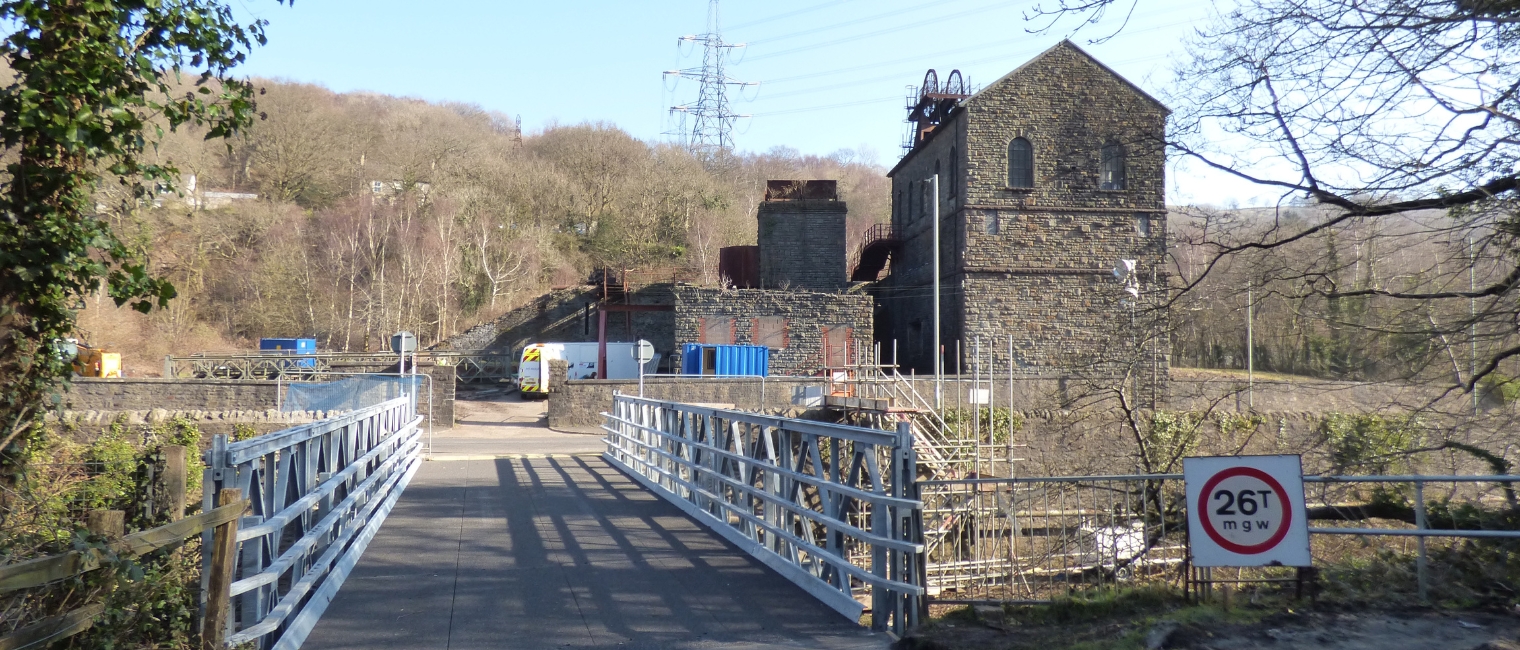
303, 402, 886, 650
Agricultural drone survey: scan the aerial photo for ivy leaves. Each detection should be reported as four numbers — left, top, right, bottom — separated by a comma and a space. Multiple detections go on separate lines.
0, 0, 283, 466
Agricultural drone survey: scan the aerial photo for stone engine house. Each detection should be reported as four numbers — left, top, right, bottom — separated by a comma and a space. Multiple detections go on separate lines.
867, 40, 1170, 376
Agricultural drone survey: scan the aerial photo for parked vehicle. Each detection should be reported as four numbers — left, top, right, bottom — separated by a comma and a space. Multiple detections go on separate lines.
516, 342, 659, 398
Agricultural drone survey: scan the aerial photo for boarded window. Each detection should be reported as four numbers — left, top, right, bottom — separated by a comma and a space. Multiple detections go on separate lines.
822, 325, 853, 368
754, 317, 788, 349
699, 317, 734, 345
1135, 213, 1151, 237
949, 146, 958, 197
1008, 138, 1034, 188
1100, 141, 1126, 190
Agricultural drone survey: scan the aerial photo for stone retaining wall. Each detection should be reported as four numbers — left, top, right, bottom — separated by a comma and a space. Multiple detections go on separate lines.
64, 378, 281, 411
61, 370, 455, 431
547, 376, 827, 431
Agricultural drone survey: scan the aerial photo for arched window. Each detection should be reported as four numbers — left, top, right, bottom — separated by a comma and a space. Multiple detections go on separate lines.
1100, 140, 1126, 190
1007, 138, 1033, 188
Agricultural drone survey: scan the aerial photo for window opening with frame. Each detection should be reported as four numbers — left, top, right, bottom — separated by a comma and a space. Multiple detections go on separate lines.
1008, 137, 1034, 188
1101, 140, 1127, 190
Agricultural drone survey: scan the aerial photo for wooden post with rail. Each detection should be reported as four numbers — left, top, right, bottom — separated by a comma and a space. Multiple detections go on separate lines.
86, 510, 125, 539
159, 445, 188, 521
201, 488, 242, 650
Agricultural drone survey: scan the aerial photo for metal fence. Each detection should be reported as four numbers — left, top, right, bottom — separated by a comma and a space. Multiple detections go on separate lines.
203, 396, 423, 649
165, 351, 514, 383
920, 473, 1520, 603
601, 394, 925, 634
921, 475, 1187, 602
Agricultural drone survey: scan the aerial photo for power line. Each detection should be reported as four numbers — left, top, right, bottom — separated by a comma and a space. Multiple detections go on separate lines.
747, 50, 1174, 117
664, 0, 756, 154
752, 39, 1180, 103
725, 0, 853, 32
743, 0, 982, 46
760, 40, 1015, 85
747, 0, 1027, 63
749, 94, 902, 117
751, 3, 1204, 82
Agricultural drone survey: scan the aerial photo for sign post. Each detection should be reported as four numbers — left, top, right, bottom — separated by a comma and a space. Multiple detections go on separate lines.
1184, 454, 1311, 567
633, 339, 655, 398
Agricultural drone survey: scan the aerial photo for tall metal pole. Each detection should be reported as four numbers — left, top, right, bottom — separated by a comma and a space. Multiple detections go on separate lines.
1008, 334, 1015, 476
1247, 280, 1254, 410
973, 337, 981, 468
931, 174, 942, 410
1470, 237, 1478, 414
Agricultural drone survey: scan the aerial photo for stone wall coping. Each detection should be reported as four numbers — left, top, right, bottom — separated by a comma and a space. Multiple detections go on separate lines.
565, 376, 825, 385
73, 377, 284, 387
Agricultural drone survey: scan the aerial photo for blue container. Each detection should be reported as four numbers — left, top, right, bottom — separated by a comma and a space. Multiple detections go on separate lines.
681, 344, 769, 377
259, 338, 318, 368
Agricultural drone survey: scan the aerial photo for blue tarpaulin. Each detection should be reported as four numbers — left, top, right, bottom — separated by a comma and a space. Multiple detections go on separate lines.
282, 375, 421, 413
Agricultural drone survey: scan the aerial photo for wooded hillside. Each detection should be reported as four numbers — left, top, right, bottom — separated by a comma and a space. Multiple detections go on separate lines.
79, 81, 1489, 388
81, 79, 889, 369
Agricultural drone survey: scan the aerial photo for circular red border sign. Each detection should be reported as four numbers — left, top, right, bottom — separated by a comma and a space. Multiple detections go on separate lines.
1197, 466, 1292, 555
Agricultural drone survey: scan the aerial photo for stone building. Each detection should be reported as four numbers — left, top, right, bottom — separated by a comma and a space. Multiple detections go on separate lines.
673, 287, 872, 375
870, 40, 1169, 381
675, 181, 873, 376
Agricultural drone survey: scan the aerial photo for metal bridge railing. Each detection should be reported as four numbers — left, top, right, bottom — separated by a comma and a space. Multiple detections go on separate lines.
203, 396, 422, 649
920, 475, 1187, 603
165, 351, 514, 383
920, 473, 1520, 604
601, 394, 925, 634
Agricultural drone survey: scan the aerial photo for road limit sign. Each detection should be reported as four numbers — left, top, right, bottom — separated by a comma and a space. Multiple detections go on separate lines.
633, 339, 655, 364
1184, 455, 1311, 567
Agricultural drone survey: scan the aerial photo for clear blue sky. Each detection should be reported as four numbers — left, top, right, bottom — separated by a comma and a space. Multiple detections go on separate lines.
233, 0, 1257, 205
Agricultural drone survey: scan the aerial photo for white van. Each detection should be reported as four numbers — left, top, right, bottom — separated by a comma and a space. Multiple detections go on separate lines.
516, 342, 658, 397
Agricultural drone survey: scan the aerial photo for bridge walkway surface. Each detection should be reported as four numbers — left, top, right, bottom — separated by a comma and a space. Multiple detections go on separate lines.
302, 396, 888, 650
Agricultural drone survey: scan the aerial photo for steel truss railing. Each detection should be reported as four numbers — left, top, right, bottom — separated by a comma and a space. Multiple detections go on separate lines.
920, 473, 1520, 603
602, 394, 925, 635
203, 397, 422, 649
165, 351, 513, 383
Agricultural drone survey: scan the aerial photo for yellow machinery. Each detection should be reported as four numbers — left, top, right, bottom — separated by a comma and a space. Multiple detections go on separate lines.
75, 348, 122, 378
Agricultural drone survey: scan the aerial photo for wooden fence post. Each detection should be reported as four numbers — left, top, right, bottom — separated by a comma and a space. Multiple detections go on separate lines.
159, 445, 188, 521
201, 488, 242, 650
86, 510, 125, 539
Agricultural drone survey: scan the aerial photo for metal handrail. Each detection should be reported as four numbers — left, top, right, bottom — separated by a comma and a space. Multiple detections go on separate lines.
918, 472, 1520, 603
204, 396, 421, 649
602, 394, 924, 635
